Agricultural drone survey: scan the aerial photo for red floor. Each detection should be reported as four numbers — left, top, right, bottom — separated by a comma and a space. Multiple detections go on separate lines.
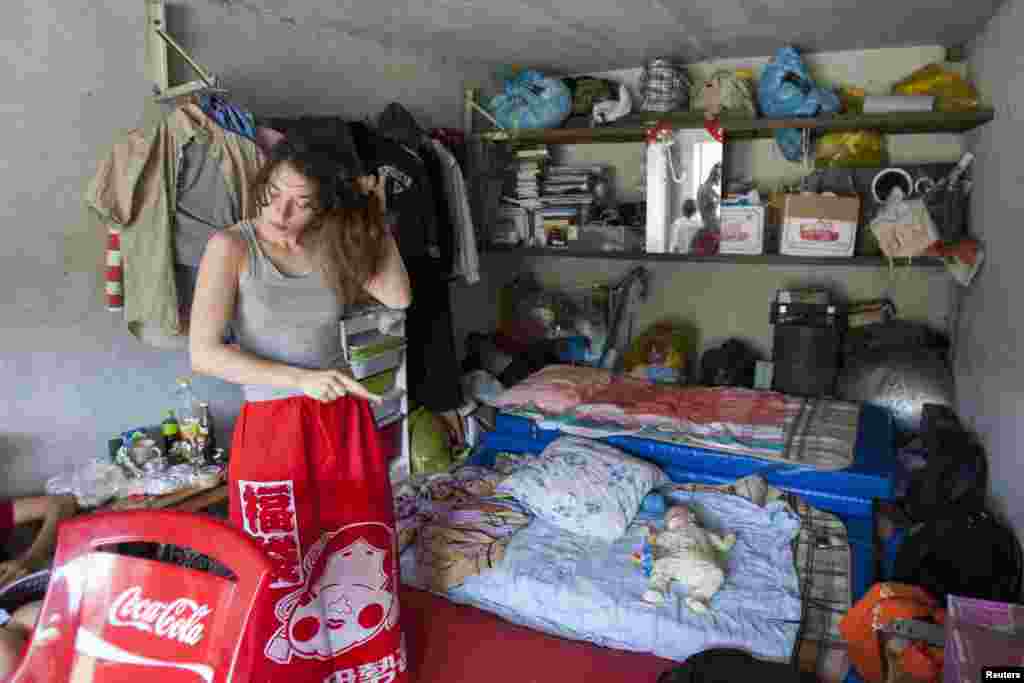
400, 585, 677, 683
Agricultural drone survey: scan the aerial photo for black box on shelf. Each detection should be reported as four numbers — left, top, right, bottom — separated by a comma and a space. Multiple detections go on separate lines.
770, 293, 847, 397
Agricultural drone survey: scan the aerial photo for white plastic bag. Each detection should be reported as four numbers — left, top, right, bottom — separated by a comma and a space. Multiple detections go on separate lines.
70, 460, 130, 508
870, 194, 940, 259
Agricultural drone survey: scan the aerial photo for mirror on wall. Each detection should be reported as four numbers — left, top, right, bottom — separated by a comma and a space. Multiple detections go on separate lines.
645, 128, 723, 254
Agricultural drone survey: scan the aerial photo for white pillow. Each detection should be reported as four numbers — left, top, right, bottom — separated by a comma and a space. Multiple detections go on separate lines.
496, 436, 667, 542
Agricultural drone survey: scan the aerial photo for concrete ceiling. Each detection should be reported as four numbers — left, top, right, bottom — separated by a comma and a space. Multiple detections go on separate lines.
222, 0, 1002, 74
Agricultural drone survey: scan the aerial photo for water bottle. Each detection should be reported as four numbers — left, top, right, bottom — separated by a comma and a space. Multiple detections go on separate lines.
175, 377, 202, 458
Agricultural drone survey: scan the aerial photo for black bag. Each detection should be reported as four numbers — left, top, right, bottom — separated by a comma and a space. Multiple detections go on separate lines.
902, 404, 988, 523
700, 339, 759, 388
657, 648, 804, 683
836, 322, 955, 438
891, 509, 1023, 604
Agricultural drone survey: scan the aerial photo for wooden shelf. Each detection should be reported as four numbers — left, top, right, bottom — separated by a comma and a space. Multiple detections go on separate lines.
476, 109, 995, 145
482, 244, 946, 267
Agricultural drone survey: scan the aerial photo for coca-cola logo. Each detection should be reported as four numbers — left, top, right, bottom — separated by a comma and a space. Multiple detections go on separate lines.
108, 586, 212, 646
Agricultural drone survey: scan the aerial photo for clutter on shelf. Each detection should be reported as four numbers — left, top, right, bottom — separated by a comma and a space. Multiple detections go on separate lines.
758, 46, 842, 163
487, 69, 572, 131
46, 376, 228, 508
639, 58, 691, 113
474, 47, 989, 280
892, 63, 980, 112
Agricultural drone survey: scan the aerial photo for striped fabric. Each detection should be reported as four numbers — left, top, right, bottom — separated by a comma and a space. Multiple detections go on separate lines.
105, 226, 123, 311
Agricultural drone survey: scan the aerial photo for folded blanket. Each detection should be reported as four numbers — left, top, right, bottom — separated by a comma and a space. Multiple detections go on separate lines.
416, 501, 532, 592
394, 457, 535, 590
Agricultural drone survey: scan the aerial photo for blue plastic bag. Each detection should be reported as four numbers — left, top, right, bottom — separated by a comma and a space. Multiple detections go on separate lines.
758, 47, 841, 162
488, 70, 572, 130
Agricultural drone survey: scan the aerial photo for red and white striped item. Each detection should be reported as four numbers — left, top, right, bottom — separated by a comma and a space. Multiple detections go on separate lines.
105, 226, 123, 311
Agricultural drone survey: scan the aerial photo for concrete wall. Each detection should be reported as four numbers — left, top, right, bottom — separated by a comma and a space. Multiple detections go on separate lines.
959, 0, 1024, 545
451, 45, 962, 359
0, 1, 490, 497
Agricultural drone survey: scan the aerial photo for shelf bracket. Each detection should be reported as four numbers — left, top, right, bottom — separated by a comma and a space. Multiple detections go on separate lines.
145, 0, 225, 102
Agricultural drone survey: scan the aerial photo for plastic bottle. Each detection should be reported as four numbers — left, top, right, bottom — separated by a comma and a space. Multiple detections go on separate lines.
198, 401, 216, 462
160, 409, 180, 453
175, 377, 202, 453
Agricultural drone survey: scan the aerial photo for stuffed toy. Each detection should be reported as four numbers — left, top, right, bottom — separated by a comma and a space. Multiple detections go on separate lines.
642, 505, 736, 613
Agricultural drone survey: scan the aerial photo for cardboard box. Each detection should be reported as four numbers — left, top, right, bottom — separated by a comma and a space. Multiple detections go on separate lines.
719, 205, 765, 254
779, 193, 860, 257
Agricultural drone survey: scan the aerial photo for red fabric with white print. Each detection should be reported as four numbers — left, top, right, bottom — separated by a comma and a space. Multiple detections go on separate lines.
229, 394, 407, 683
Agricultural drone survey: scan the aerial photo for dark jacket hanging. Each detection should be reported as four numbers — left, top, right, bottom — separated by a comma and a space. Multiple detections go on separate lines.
350, 120, 463, 413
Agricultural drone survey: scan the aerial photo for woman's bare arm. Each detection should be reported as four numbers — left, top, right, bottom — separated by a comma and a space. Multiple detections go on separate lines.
358, 176, 411, 310
364, 232, 411, 309
189, 229, 380, 403
189, 230, 306, 388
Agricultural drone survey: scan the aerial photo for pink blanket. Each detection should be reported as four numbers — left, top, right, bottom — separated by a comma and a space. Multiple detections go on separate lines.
493, 365, 789, 427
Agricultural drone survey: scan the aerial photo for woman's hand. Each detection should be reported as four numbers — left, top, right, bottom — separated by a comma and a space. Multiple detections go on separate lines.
0, 559, 29, 591
298, 368, 382, 405
356, 174, 387, 213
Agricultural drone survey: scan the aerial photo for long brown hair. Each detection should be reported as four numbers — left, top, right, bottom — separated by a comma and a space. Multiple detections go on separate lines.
251, 140, 387, 305
317, 204, 387, 306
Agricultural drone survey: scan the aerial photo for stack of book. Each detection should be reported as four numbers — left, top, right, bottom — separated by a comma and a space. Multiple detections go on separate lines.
537, 165, 607, 247
506, 145, 549, 209
540, 165, 604, 209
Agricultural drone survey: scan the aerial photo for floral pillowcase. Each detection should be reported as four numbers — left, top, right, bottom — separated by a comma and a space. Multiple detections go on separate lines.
496, 436, 668, 542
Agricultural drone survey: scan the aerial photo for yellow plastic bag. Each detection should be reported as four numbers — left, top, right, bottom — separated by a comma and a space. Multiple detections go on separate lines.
892, 64, 979, 112
409, 407, 454, 476
815, 130, 885, 168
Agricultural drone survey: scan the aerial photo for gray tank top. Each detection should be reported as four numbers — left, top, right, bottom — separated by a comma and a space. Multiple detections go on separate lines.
235, 222, 349, 402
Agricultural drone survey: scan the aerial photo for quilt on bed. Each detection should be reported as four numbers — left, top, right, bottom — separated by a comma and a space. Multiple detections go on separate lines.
395, 458, 852, 683
491, 365, 859, 470
402, 488, 802, 662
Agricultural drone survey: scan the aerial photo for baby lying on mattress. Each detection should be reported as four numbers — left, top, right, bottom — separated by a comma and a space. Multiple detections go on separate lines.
396, 436, 803, 666
395, 437, 850, 683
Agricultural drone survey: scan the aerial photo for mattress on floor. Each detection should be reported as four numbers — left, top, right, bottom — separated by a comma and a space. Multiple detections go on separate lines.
485, 402, 897, 518
401, 488, 804, 664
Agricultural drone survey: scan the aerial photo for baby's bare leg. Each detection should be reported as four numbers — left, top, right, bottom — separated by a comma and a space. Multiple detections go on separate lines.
643, 569, 673, 604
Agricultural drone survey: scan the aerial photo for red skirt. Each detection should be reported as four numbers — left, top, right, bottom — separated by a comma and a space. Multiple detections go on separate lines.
229, 394, 407, 683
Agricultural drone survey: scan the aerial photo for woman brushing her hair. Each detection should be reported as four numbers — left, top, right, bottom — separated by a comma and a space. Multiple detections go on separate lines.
190, 138, 411, 681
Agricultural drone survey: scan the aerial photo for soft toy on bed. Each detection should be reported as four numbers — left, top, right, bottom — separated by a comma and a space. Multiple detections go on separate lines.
641, 504, 736, 613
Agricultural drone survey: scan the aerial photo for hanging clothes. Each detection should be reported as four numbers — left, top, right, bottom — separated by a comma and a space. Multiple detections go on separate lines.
429, 138, 480, 285
176, 134, 245, 267
404, 265, 463, 412
349, 120, 439, 265
419, 142, 457, 275
85, 103, 263, 339
198, 93, 257, 142
351, 112, 463, 413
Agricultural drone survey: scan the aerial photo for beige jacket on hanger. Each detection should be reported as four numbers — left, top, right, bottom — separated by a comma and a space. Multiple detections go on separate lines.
85, 103, 263, 343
